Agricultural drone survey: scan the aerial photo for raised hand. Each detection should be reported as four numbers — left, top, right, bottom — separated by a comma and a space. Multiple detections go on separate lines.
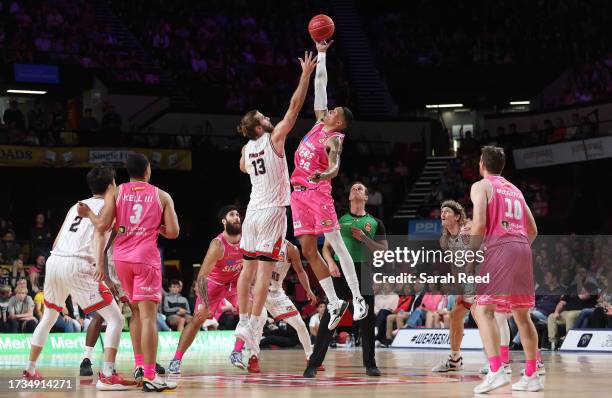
298, 51, 318, 75
314, 39, 334, 53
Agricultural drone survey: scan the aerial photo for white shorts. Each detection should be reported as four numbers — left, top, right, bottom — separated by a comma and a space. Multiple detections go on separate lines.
44, 255, 113, 314
240, 206, 287, 260
265, 290, 299, 320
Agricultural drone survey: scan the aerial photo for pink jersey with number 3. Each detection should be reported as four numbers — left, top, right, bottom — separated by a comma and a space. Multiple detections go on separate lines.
484, 175, 529, 247
114, 181, 163, 265
291, 122, 344, 193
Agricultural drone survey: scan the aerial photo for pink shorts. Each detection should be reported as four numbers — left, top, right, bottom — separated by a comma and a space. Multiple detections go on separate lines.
115, 260, 162, 303
194, 279, 238, 319
475, 241, 535, 310
290, 188, 339, 236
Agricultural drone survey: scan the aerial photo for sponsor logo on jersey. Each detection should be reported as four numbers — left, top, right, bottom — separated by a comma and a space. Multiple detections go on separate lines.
293, 221, 302, 228
321, 219, 333, 226
501, 221, 509, 229
364, 222, 372, 232
118, 226, 126, 234
131, 186, 146, 191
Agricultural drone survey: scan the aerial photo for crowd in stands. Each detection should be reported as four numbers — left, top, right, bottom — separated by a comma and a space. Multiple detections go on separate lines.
110, 0, 350, 113
0, 0, 156, 83
549, 56, 612, 108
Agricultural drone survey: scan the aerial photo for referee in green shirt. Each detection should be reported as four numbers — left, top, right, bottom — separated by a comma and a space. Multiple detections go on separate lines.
305, 182, 388, 377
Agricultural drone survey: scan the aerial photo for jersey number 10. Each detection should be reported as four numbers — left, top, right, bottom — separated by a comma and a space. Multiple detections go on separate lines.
503, 198, 523, 220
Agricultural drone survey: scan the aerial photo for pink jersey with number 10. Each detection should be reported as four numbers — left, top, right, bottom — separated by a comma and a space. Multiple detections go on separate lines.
484, 175, 529, 247
113, 181, 163, 265
291, 122, 344, 194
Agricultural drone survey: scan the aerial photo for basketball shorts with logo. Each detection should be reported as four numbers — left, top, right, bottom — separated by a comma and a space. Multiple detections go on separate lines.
114, 260, 162, 303
43, 255, 113, 314
265, 289, 299, 320
194, 279, 238, 319
240, 206, 287, 260
290, 188, 339, 236
475, 241, 535, 310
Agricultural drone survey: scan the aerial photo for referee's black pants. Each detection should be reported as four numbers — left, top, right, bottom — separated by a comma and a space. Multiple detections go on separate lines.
307, 262, 376, 369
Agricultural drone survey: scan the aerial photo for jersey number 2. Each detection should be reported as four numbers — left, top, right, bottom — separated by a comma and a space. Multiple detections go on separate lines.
251, 158, 266, 176
504, 198, 523, 220
69, 216, 83, 232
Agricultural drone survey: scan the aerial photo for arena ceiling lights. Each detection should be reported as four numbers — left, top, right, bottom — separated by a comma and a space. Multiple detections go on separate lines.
6, 89, 47, 95
425, 103, 463, 109
509, 100, 530, 105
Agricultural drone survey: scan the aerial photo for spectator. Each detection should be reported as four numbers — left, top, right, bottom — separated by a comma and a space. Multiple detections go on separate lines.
29, 256, 45, 291
510, 271, 564, 348
7, 286, 38, 332
163, 279, 192, 331
79, 108, 100, 132
421, 285, 446, 328
0, 267, 9, 286
3, 100, 25, 131
101, 105, 122, 132
1, 232, 21, 264
373, 284, 399, 343
405, 282, 427, 328
547, 271, 598, 350
10, 259, 26, 287
27, 101, 47, 134
31, 213, 52, 259
0, 285, 11, 332
309, 302, 326, 341
381, 293, 413, 345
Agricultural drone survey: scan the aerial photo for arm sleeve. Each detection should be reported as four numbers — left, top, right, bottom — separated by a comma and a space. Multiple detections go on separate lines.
314, 52, 328, 111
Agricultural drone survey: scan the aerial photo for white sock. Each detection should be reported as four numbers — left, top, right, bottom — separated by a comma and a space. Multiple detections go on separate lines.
102, 362, 114, 377
324, 230, 361, 299
84, 346, 94, 360
239, 313, 249, 324
26, 361, 36, 374
319, 277, 339, 303
451, 350, 461, 360
248, 314, 262, 329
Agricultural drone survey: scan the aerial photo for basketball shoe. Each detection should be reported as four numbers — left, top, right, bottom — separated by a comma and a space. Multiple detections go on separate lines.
512, 373, 544, 392
432, 355, 463, 372
353, 296, 368, 321
473, 367, 509, 394
230, 351, 246, 370
142, 376, 177, 392
327, 300, 349, 330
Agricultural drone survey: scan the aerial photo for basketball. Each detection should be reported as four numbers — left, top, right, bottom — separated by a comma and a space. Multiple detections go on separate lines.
337, 331, 349, 344
308, 14, 335, 41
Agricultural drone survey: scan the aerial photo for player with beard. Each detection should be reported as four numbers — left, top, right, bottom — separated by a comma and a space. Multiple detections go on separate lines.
167, 206, 243, 374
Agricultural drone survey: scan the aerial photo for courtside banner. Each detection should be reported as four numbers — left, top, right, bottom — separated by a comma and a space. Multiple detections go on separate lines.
512, 136, 612, 169
0, 331, 233, 354
560, 329, 612, 352
0, 145, 192, 170
392, 328, 483, 350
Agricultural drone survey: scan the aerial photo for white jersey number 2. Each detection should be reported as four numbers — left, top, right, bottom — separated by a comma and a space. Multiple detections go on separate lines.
130, 204, 143, 224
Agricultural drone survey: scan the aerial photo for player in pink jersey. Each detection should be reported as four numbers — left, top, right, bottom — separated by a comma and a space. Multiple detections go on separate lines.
78, 153, 179, 392
167, 205, 244, 374
291, 42, 367, 368
470, 146, 542, 393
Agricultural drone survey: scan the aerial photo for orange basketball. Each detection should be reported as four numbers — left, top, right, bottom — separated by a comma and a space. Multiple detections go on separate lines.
308, 14, 335, 41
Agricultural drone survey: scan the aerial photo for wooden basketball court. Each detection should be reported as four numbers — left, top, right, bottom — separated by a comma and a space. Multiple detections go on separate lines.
0, 348, 609, 397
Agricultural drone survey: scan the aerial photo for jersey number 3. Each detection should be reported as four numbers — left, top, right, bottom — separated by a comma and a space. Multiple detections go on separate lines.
130, 204, 143, 224
251, 158, 266, 176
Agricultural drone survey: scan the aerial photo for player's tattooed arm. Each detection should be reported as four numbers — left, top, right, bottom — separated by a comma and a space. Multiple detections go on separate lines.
469, 180, 489, 250
311, 136, 342, 182
196, 238, 225, 307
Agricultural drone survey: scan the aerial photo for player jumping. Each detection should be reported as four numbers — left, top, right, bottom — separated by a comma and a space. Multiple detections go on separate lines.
291, 40, 367, 344
234, 51, 318, 367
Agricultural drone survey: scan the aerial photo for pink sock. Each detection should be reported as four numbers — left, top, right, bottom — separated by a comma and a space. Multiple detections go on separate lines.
525, 359, 537, 377
488, 355, 502, 373
174, 350, 184, 361
536, 350, 541, 361
234, 339, 245, 352
500, 345, 510, 363
134, 354, 144, 367
144, 363, 155, 380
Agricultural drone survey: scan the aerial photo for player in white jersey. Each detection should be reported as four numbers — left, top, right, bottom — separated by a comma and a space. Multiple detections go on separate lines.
244, 240, 323, 372
23, 166, 131, 390
234, 51, 318, 359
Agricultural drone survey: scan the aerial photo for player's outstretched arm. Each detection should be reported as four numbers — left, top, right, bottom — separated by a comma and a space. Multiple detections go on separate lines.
287, 242, 317, 304
309, 136, 343, 183
195, 238, 224, 311
271, 51, 318, 150
159, 190, 179, 239
313, 39, 333, 121
469, 180, 488, 250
